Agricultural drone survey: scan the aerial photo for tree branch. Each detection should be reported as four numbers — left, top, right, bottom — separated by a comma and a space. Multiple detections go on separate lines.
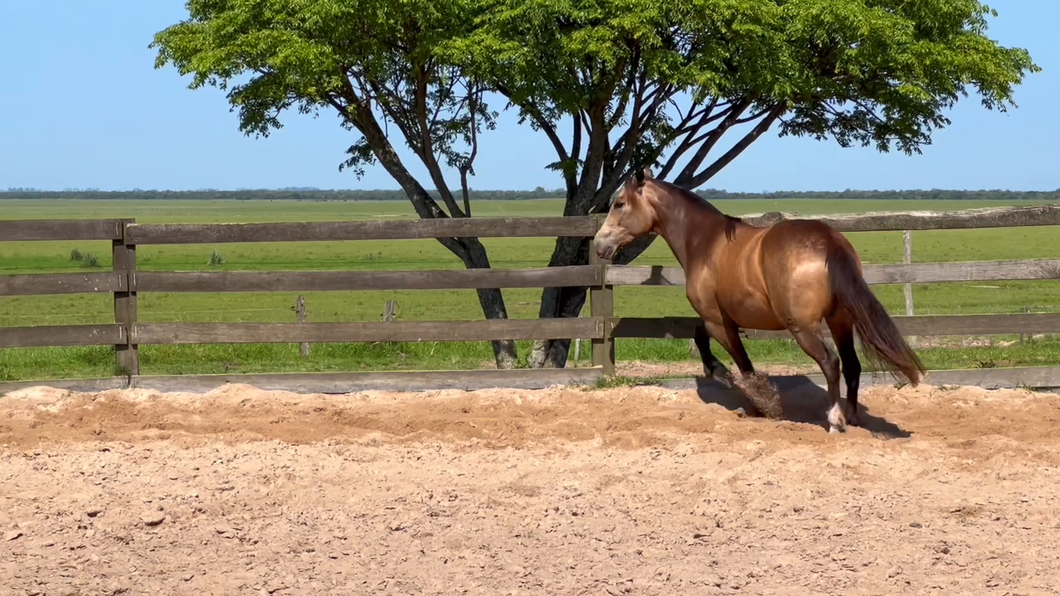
673, 97, 754, 186
680, 103, 787, 189
495, 83, 577, 196
411, 63, 466, 218
657, 98, 719, 179
459, 86, 481, 217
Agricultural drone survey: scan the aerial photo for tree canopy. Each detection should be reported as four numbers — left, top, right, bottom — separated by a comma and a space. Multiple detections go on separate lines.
151, 0, 1038, 368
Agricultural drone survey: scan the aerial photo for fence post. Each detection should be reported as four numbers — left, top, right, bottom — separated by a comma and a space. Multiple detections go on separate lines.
902, 230, 917, 346
112, 219, 139, 378
295, 295, 310, 357
589, 218, 615, 374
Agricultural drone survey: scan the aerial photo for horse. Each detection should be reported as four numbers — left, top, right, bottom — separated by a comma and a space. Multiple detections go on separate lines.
593, 168, 925, 433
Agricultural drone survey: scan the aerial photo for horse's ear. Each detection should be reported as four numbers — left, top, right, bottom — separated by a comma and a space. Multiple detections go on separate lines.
630, 167, 653, 191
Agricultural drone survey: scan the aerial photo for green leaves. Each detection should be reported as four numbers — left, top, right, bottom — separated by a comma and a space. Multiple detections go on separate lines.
151, 0, 1039, 188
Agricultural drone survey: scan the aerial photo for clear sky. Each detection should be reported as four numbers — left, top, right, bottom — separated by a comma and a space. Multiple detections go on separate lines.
1, 0, 1056, 193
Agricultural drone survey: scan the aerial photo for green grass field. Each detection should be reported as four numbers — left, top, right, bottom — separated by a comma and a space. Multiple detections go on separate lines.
3, 197, 1060, 382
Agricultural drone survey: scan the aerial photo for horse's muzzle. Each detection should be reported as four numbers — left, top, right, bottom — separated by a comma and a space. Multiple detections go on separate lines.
595, 243, 617, 261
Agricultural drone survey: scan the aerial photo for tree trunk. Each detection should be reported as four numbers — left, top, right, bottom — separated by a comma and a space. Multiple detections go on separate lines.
527, 235, 592, 368
353, 105, 518, 368
460, 236, 519, 369
527, 232, 659, 369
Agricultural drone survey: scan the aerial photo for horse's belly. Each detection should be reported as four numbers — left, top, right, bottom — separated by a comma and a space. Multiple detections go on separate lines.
722, 295, 786, 331
732, 305, 786, 331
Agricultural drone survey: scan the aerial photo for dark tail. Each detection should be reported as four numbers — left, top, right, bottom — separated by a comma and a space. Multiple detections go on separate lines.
827, 240, 927, 385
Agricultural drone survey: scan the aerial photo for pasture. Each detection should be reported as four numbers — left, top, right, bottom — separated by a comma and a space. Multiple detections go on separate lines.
3, 197, 1060, 381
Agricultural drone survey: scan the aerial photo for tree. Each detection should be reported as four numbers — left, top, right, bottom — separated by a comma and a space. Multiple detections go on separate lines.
153, 0, 1038, 369
450, 0, 1038, 367
151, 0, 521, 368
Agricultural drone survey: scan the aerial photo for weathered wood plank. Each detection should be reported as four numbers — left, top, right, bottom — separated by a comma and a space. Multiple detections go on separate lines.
126, 217, 599, 245
863, 259, 1060, 284
134, 266, 603, 293
0, 219, 124, 241
611, 313, 1060, 340
739, 204, 1060, 232
0, 367, 605, 396
607, 266, 686, 286
659, 365, 1060, 392
0, 377, 128, 396
0, 325, 125, 348
112, 220, 139, 376
134, 368, 604, 394
133, 318, 606, 345
607, 259, 1060, 287
4, 364, 1056, 400
0, 273, 125, 296
590, 251, 615, 374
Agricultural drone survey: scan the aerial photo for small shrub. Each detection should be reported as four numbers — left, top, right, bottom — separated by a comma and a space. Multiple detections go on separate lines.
80, 253, 100, 268
208, 250, 225, 266
69, 248, 84, 262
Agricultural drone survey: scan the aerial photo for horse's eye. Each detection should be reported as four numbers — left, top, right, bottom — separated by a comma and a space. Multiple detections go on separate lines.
614, 201, 624, 209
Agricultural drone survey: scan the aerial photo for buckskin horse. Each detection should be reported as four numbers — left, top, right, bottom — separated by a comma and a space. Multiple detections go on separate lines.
593, 168, 925, 433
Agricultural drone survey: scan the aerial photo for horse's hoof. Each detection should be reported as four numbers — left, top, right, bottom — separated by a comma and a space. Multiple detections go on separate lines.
828, 425, 845, 434
846, 408, 862, 427
706, 366, 733, 389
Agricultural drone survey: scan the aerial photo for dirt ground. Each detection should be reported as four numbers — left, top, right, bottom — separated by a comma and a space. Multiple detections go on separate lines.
2, 377, 1060, 595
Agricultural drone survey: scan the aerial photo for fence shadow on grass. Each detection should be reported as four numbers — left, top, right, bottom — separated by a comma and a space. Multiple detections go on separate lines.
691, 375, 912, 439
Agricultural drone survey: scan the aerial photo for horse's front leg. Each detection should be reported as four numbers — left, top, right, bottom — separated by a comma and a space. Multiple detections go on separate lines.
693, 323, 733, 388
702, 318, 769, 418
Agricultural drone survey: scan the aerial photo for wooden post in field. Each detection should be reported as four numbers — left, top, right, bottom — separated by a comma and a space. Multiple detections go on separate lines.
903, 230, 917, 347
589, 218, 615, 374
112, 219, 139, 378
295, 295, 309, 357
573, 313, 582, 365
382, 300, 397, 322
1020, 306, 1031, 345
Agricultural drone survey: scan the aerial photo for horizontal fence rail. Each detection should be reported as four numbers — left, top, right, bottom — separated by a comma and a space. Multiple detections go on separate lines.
134, 266, 602, 292
0, 325, 126, 348
0, 219, 125, 242
738, 204, 1060, 232
126, 216, 599, 244
3, 204, 1060, 394
132, 319, 606, 344
0, 272, 127, 296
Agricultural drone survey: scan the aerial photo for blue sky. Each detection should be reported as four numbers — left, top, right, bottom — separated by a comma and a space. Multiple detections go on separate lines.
1, 0, 1056, 192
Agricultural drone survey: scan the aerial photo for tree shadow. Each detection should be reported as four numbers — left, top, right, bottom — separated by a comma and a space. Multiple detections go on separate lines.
693, 375, 911, 439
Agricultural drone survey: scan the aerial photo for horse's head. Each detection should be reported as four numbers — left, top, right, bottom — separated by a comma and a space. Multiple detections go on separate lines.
593, 167, 658, 260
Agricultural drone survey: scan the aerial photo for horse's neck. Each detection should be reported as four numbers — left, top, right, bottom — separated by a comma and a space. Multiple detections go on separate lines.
651, 190, 728, 270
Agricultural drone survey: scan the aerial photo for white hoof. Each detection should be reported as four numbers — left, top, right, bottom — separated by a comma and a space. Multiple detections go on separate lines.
827, 403, 847, 434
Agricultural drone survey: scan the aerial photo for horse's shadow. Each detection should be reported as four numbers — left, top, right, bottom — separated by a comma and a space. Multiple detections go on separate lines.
692, 375, 911, 439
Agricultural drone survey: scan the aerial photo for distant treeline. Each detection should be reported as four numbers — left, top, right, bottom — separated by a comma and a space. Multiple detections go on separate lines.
2, 188, 1059, 202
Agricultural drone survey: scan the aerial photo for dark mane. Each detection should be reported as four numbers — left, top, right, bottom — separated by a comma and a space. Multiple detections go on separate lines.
723, 214, 743, 242
650, 178, 744, 242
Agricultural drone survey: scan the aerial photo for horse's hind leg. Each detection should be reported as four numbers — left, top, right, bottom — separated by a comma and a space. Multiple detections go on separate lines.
694, 323, 733, 388
788, 324, 845, 433
827, 310, 862, 427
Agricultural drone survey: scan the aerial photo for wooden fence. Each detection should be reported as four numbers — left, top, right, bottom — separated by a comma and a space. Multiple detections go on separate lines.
3, 204, 1060, 394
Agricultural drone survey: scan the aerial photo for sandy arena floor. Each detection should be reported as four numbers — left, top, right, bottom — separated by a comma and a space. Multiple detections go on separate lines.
2, 377, 1060, 595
